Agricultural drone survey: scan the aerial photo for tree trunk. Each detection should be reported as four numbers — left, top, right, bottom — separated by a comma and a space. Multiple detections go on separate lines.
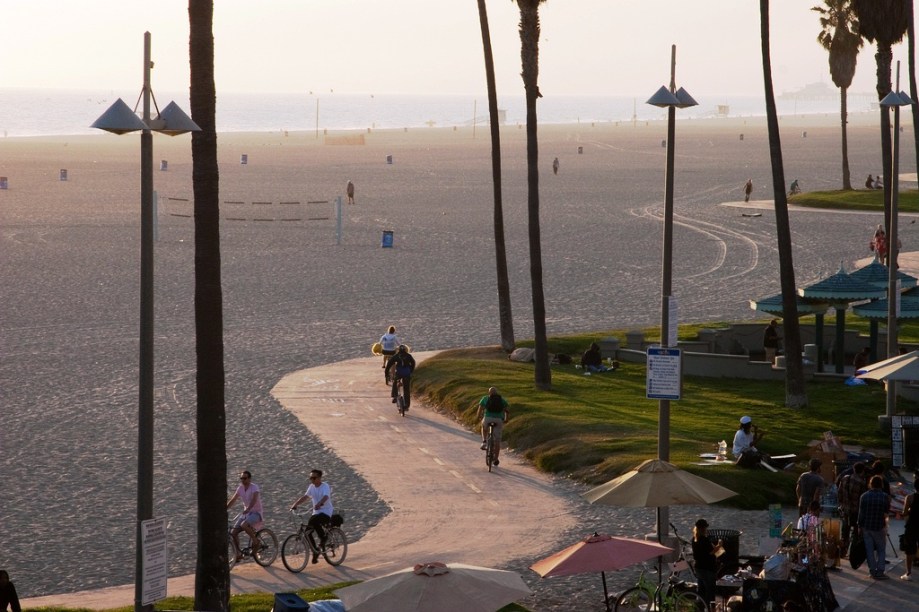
761, 0, 807, 408
908, 1, 919, 179
841, 85, 852, 190
518, 2, 551, 389
188, 1, 230, 610
875, 45, 894, 234
477, 0, 515, 353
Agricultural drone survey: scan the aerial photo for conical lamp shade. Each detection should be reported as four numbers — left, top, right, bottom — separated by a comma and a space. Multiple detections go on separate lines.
646, 85, 681, 108
674, 87, 698, 108
157, 101, 201, 136
91, 98, 147, 134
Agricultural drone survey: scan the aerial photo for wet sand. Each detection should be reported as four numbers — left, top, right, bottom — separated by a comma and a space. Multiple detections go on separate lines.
3, 111, 916, 600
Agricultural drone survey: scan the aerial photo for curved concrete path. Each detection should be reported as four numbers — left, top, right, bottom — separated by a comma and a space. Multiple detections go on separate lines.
22, 353, 577, 609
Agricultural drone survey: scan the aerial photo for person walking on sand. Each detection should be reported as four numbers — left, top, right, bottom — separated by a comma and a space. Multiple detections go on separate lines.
743, 178, 753, 203
552, 157, 559, 175
346, 180, 355, 205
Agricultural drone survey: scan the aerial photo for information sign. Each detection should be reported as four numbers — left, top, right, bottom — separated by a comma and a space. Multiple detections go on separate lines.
646, 347, 682, 400
141, 517, 168, 605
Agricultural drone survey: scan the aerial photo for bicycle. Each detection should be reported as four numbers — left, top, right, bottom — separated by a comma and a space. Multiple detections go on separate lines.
614, 524, 705, 611
227, 514, 278, 568
393, 374, 409, 416
484, 421, 497, 472
281, 509, 349, 573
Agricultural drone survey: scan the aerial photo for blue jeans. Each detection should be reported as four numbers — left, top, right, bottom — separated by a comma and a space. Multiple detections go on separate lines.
863, 528, 887, 576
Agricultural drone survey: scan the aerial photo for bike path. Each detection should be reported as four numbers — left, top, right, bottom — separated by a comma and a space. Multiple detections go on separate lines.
21, 352, 579, 609
21, 353, 905, 610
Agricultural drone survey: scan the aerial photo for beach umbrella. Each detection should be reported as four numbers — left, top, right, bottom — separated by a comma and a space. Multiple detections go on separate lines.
335, 562, 531, 612
582, 459, 737, 507
856, 350, 919, 381
530, 532, 674, 611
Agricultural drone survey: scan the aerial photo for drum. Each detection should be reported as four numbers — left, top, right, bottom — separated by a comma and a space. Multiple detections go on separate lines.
371, 342, 383, 355
821, 518, 843, 566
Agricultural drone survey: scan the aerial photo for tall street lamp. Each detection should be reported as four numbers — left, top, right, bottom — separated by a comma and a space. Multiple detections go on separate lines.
91, 32, 199, 612
646, 45, 696, 548
880, 77, 913, 428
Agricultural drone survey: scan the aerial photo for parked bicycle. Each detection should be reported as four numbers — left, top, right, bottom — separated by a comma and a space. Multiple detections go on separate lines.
281, 509, 349, 573
484, 421, 498, 472
227, 513, 278, 568
614, 523, 705, 611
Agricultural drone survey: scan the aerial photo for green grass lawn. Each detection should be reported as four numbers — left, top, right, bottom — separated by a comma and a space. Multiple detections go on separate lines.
789, 188, 919, 212
412, 327, 919, 512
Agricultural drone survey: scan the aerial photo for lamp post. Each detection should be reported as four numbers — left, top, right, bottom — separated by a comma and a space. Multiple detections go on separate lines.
91, 32, 199, 612
880, 68, 914, 427
646, 45, 696, 547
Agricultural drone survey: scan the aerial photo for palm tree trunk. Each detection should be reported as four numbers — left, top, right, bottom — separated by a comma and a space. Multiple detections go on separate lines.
477, 0, 515, 352
761, 0, 807, 408
908, 1, 919, 178
518, 1, 551, 389
189, 1, 230, 610
875, 44, 894, 234
841, 86, 852, 190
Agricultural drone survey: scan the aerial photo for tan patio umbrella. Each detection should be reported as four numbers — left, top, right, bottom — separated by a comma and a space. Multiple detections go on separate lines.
856, 350, 919, 381
582, 458, 738, 507
335, 561, 532, 612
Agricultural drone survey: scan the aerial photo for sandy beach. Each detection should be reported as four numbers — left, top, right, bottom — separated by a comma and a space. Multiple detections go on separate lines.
3, 111, 917, 602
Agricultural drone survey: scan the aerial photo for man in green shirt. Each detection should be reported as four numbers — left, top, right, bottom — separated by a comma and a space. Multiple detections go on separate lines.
476, 387, 509, 466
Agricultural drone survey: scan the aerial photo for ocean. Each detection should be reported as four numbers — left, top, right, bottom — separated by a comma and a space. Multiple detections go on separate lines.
0, 87, 875, 138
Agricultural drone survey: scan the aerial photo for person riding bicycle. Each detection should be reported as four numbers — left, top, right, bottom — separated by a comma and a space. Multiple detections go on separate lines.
476, 387, 509, 466
379, 326, 400, 381
385, 345, 416, 409
290, 469, 334, 564
226, 470, 264, 562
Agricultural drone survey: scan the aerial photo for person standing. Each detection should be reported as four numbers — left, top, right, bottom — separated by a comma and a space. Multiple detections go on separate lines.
0, 570, 21, 612
552, 157, 559, 175
901, 489, 918, 580
476, 387, 509, 466
763, 319, 781, 364
743, 178, 753, 202
796, 458, 826, 516
290, 469, 334, 564
226, 470, 264, 562
692, 519, 720, 610
837, 462, 868, 555
346, 179, 355, 205
858, 475, 891, 580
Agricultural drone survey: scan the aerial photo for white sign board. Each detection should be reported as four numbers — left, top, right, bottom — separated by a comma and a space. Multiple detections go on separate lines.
647, 347, 682, 400
141, 517, 168, 605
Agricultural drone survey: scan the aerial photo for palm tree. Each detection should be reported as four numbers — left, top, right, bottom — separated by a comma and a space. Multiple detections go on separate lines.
812, 0, 862, 190
515, 0, 551, 389
853, 0, 909, 233
477, 0, 515, 353
188, 1, 230, 610
908, 1, 919, 175
761, 0, 808, 408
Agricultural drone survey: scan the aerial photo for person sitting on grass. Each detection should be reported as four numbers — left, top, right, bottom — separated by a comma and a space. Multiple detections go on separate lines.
732, 415, 766, 468
580, 342, 616, 373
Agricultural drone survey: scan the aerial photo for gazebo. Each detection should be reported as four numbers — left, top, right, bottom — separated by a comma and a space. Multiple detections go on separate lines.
798, 266, 886, 373
849, 256, 918, 361
749, 294, 830, 371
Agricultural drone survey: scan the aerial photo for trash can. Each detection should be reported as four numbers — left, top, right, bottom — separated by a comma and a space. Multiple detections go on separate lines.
709, 529, 740, 577
273, 592, 310, 612
381, 230, 394, 248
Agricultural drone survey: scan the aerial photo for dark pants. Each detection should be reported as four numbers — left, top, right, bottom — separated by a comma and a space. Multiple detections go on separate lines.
696, 566, 717, 607
308, 513, 331, 547
391, 374, 411, 408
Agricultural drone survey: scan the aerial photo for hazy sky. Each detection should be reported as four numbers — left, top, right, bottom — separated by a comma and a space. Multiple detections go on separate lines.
3, 1, 911, 98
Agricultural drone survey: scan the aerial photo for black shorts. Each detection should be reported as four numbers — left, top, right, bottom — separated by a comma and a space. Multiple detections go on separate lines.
900, 529, 919, 555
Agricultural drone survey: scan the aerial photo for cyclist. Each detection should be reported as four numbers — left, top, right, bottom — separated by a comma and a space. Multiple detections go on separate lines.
476, 387, 509, 466
226, 470, 264, 562
290, 469, 334, 564
384, 345, 415, 409
379, 325, 400, 380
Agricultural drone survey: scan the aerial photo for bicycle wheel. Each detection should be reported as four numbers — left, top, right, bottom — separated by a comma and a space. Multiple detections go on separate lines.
485, 433, 495, 472
322, 527, 349, 566
228, 535, 239, 568
397, 394, 406, 416
281, 533, 309, 573
615, 586, 653, 611
253, 528, 279, 566
671, 591, 707, 612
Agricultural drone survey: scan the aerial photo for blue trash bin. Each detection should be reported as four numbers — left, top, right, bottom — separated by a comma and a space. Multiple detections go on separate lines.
273, 592, 309, 611
381, 230, 394, 248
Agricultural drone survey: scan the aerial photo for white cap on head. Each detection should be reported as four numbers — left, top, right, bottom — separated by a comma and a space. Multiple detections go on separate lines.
740, 416, 752, 425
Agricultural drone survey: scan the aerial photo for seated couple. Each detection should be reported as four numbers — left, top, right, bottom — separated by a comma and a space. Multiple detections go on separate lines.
580, 342, 620, 372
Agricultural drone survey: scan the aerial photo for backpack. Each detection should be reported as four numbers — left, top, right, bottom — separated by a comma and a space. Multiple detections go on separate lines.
485, 394, 504, 415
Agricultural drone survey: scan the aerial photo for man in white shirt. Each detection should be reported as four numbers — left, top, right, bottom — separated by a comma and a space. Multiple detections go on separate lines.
291, 469, 334, 564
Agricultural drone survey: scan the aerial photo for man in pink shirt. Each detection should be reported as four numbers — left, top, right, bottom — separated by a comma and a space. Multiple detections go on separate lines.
226, 470, 264, 562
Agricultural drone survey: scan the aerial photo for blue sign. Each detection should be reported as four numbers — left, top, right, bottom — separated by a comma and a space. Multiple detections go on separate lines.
646, 347, 682, 400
